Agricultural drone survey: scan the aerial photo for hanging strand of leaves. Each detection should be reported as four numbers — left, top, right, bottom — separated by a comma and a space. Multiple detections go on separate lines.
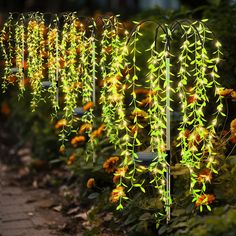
114, 22, 147, 210
0, 13, 14, 91
59, 13, 82, 141
15, 14, 25, 93
80, 19, 97, 161
27, 12, 45, 110
99, 17, 115, 144
100, 16, 128, 150
147, 24, 173, 210
47, 15, 60, 112
109, 20, 131, 210
175, 20, 224, 211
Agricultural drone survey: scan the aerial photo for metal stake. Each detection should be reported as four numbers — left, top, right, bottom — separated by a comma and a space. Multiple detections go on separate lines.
92, 39, 96, 163
22, 23, 25, 88
56, 27, 59, 106
165, 56, 171, 223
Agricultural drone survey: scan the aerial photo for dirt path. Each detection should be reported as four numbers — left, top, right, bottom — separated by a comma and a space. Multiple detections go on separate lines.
0, 164, 73, 236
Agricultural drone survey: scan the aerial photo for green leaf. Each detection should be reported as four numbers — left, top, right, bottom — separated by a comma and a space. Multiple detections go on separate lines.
140, 186, 146, 193
116, 203, 123, 210
206, 205, 211, 211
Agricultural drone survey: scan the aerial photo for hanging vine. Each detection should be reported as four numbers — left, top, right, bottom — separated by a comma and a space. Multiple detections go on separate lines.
100, 16, 128, 150
15, 14, 25, 93
0, 13, 14, 91
175, 20, 224, 211
47, 15, 60, 112
27, 12, 45, 110
80, 18, 97, 161
147, 25, 173, 211
59, 13, 82, 141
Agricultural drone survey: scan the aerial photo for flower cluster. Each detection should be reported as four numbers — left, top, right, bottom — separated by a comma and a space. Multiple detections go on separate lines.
217, 88, 236, 99
91, 124, 106, 139
55, 119, 67, 129
87, 178, 95, 188
230, 119, 236, 144
67, 154, 75, 165
109, 186, 126, 203
197, 169, 212, 183
195, 194, 215, 207
113, 167, 128, 184
103, 156, 120, 173
71, 135, 86, 147
79, 123, 92, 134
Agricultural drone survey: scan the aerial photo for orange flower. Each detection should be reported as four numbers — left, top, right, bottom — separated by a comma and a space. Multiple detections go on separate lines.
105, 45, 113, 54
230, 135, 236, 144
91, 130, 99, 139
1, 102, 10, 115
71, 82, 82, 90
217, 88, 233, 97
55, 119, 67, 129
230, 118, 236, 130
79, 123, 92, 134
71, 136, 86, 146
7, 75, 17, 84
39, 23, 47, 35
60, 58, 65, 68
113, 175, 120, 184
28, 20, 38, 29
109, 186, 126, 203
23, 78, 30, 85
131, 108, 148, 119
91, 124, 106, 139
230, 119, 236, 137
183, 129, 190, 138
231, 91, 236, 99
198, 169, 212, 183
103, 156, 119, 173
140, 96, 153, 107
134, 88, 150, 95
113, 167, 128, 184
87, 178, 95, 188
59, 145, 65, 154
188, 127, 208, 146
195, 194, 215, 207
121, 65, 131, 77
128, 125, 139, 135
188, 94, 197, 104
67, 154, 75, 165
83, 102, 94, 111
97, 124, 105, 134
